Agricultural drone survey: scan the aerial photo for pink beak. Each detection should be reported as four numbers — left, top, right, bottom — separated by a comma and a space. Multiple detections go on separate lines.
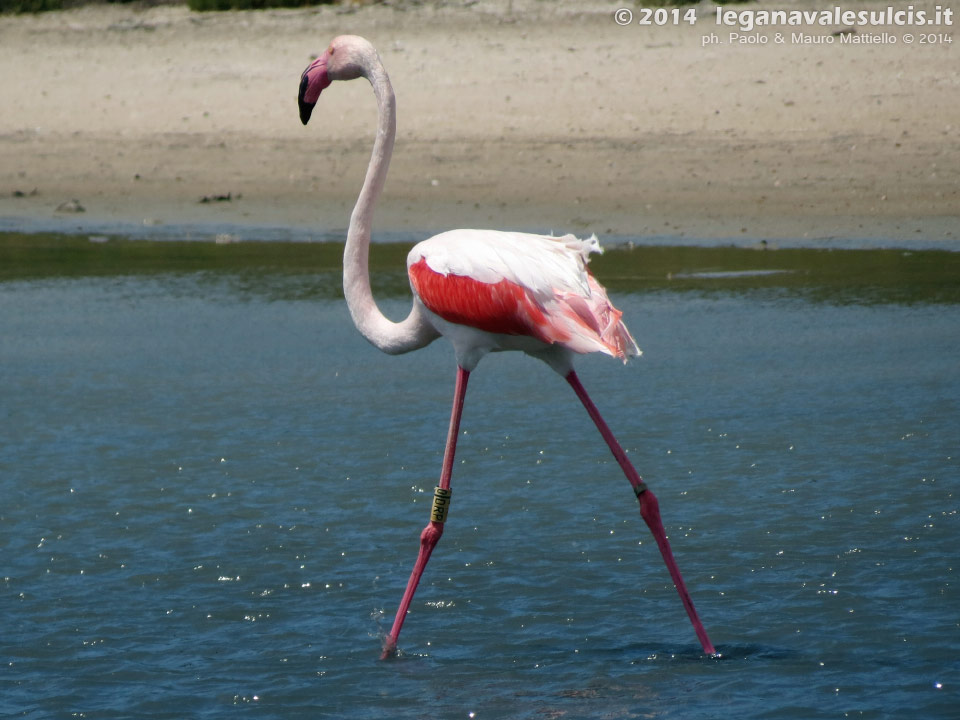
298, 53, 332, 125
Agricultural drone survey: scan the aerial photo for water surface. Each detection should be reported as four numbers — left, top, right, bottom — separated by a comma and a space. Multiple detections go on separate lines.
1, 236, 957, 718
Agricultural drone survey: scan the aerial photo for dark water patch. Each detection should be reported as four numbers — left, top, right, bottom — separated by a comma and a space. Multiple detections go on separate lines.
589, 243, 960, 305
2, 232, 959, 306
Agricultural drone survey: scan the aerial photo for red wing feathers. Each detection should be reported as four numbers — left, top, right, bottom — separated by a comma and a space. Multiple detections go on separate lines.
409, 258, 554, 343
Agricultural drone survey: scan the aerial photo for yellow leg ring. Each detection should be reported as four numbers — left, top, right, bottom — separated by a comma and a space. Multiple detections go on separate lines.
431, 486, 452, 523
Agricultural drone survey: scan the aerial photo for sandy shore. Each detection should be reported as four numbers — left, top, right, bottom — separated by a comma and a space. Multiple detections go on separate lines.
1, 0, 957, 246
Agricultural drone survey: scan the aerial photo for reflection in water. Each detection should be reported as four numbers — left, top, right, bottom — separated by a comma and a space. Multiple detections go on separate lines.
2, 232, 959, 306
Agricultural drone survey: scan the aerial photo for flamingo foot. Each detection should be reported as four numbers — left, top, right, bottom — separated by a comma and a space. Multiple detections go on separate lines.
380, 634, 397, 660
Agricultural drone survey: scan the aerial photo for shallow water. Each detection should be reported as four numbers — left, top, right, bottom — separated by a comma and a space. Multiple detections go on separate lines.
1, 237, 958, 718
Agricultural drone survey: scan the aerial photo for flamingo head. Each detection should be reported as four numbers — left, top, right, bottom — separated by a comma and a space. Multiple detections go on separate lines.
298, 35, 378, 125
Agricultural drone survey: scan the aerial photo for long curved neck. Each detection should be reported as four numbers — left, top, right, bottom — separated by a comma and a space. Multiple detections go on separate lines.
342, 57, 439, 355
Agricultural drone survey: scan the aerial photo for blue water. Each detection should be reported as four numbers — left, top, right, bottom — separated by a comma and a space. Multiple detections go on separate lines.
1, 251, 958, 718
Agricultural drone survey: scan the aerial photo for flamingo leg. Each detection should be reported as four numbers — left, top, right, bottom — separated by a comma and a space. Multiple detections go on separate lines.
381, 365, 470, 658
565, 370, 716, 655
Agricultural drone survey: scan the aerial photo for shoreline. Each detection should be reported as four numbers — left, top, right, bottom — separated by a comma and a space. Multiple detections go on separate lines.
1, 1, 957, 249
5, 214, 956, 253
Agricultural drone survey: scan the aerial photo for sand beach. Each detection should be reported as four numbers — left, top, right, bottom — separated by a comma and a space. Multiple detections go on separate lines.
0, 0, 957, 245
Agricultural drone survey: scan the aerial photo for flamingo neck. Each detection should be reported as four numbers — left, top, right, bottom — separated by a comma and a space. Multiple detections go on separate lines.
342, 54, 439, 355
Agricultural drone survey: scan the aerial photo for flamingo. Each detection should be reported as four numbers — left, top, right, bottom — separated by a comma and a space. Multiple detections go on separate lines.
298, 35, 715, 658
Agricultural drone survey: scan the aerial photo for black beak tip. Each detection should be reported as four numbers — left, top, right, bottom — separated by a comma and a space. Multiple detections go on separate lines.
298, 72, 315, 125
299, 96, 315, 126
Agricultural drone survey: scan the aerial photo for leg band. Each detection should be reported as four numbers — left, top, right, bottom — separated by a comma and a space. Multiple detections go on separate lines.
431, 487, 452, 523
633, 481, 649, 497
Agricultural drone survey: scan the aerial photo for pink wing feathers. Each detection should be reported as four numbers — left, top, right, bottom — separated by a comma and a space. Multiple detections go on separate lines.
407, 230, 641, 362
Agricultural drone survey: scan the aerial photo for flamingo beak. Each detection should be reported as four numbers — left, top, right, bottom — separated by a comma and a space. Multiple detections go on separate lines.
298, 53, 332, 125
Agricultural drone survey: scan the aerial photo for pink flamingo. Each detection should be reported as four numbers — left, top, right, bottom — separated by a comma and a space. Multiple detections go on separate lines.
298, 35, 715, 658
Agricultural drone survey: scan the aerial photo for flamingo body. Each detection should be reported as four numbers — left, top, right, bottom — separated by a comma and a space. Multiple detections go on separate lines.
407, 229, 641, 371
